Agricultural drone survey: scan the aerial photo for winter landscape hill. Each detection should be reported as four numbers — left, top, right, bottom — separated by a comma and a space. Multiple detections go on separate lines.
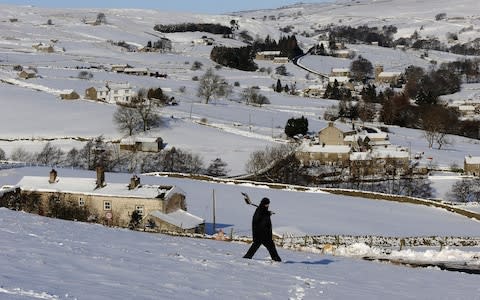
0, 0, 480, 298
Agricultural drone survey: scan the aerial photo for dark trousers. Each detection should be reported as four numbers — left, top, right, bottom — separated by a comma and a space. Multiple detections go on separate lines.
243, 239, 281, 261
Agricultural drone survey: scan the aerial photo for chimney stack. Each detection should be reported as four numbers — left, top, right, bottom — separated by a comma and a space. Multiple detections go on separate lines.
96, 166, 105, 188
128, 175, 141, 190
48, 169, 57, 184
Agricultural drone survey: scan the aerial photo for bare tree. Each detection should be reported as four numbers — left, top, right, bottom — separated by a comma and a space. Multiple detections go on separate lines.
131, 88, 161, 132
245, 144, 296, 175
448, 178, 479, 202
10, 147, 32, 162
197, 68, 229, 104
0, 147, 5, 160
241, 87, 270, 106
35, 142, 64, 166
358, 101, 376, 123
421, 106, 456, 149
113, 106, 140, 136
96, 12, 107, 24
64, 148, 82, 168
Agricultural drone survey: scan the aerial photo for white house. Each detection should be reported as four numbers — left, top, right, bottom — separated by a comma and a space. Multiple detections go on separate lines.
85, 83, 133, 104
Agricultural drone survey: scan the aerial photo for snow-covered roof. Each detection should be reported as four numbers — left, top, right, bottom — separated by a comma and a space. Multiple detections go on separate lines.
257, 51, 280, 56
378, 71, 402, 78
16, 176, 181, 200
329, 76, 349, 83
150, 209, 204, 229
96, 86, 109, 92
123, 68, 148, 72
465, 156, 480, 164
458, 105, 476, 111
108, 83, 131, 90
331, 68, 350, 73
120, 136, 162, 144
350, 152, 371, 161
299, 143, 351, 153
372, 149, 409, 159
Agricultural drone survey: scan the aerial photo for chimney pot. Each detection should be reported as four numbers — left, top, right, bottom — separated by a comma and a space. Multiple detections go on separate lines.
48, 169, 57, 184
96, 166, 105, 188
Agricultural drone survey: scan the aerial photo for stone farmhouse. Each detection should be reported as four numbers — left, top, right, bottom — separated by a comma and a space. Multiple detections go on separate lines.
59, 90, 80, 100
374, 65, 402, 85
18, 69, 36, 79
331, 68, 350, 77
296, 122, 409, 175
464, 156, 480, 176
85, 82, 133, 104
16, 169, 204, 233
255, 50, 281, 60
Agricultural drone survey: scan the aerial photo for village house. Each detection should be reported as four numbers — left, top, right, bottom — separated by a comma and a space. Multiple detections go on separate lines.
376, 71, 402, 85
333, 49, 354, 58
457, 105, 477, 117
16, 169, 204, 233
59, 90, 80, 100
111, 64, 129, 73
318, 122, 355, 146
192, 37, 215, 46
464, 155, 480, 176
349, 148, 409, 176
375, 65, 402, 85
298, 122, 407, 175
273, 57, 289, 64
302, 85, 326, 98
32, 43, 54, 53
18, 69, 36, 79
255, 50, 281, 60
296, 142, 351, 167
331, 68, 350, 77
85, 82, 133, 104
123, 67, 149, 76
119, 136, 165, 153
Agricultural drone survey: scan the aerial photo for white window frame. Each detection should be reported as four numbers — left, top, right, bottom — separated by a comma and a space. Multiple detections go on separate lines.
135, 205, 144, 216
79, 197, 85, 207
103, 201, 111, 211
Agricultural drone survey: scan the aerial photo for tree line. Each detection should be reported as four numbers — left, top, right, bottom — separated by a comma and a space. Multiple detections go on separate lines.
154, 23, 232, 35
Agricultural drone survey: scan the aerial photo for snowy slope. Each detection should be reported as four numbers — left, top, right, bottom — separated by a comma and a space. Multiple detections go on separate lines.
1, 206, 479, 300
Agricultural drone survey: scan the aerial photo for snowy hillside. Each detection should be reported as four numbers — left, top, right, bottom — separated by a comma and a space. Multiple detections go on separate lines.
1, 200, 479, 299
0, 0, 479, 178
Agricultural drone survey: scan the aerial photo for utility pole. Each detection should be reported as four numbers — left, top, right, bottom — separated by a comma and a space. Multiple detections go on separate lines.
212, 189, 216, 234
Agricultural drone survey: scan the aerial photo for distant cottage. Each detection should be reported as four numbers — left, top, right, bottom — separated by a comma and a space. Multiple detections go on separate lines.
119, 136, 165, 153
18, 69, 36, 79
60, 90, 80, 100
464, 156, 480, 176
85, 82, 133, 104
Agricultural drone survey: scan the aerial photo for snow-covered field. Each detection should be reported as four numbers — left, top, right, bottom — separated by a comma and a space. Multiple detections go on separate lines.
1, 1, 480, 298
1, 1, 479, 176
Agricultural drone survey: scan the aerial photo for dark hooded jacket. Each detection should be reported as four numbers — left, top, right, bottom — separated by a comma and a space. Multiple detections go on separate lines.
251, 198, 272, 242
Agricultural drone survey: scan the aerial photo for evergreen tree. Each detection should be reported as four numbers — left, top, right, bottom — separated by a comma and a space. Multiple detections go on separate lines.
275, 79, 283, 93
206, 158, 228, 176
284, 116, 309, 138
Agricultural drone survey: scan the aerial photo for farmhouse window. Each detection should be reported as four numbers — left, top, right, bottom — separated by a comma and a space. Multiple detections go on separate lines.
103, 201, 111, 210
79, 197, 85, 206
135, 205, 144, 216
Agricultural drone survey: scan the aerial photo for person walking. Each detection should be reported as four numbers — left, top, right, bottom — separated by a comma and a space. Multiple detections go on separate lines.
243, 197, 281, 262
